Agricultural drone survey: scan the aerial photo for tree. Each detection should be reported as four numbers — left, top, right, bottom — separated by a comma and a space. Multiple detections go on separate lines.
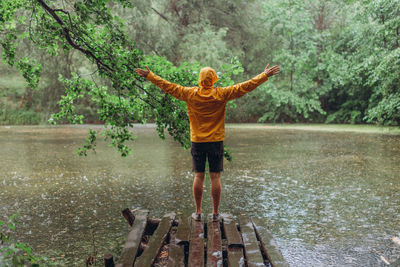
126, 0, 264, 72
252, 0, 334, 122
323, 0, 400, 125
0, 0, 241, 157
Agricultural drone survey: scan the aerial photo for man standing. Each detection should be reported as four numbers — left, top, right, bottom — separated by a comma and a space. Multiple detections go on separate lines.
135, 64, 280, 221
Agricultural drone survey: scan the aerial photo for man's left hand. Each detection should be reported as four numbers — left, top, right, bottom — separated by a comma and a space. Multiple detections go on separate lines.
135, 66, 150, 77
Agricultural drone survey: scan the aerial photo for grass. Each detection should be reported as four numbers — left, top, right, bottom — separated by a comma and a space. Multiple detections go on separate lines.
227, 123, 400, 135
0, 74, 26, 96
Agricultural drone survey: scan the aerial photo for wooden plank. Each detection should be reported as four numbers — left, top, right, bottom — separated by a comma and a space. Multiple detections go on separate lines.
221, 214, 244, 266
226, 247, 245, 267
238, 215, 265, 266
135, 213, 175, 266
252, 218, 289, 267
121, 208, 135, 226
222, 214, 243, 247
206, 216, 223, 267
168, 243, 185, 267
116, 210, 148, 267
175, 214, 191, 245
188, 216, 204, 267
168, 216, 187, 266
104, 254, 115, 267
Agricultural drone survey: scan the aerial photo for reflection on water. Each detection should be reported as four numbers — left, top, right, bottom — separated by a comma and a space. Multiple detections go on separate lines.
0, 125, 399, 266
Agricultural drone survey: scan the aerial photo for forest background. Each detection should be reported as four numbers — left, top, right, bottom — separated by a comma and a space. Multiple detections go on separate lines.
1, 0, 399, 127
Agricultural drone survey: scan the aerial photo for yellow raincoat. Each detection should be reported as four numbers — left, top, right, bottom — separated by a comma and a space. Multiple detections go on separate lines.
147, 67, 268, 142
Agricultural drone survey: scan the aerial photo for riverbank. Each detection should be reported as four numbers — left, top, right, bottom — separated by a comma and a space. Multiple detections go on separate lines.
227, 123, 400, 135
2, 123, 400, 136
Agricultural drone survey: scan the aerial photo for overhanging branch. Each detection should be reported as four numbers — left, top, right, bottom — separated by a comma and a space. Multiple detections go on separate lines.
36, 0, 113, 72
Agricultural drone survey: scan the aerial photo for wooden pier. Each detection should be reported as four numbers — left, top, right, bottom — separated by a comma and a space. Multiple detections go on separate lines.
106, 209, 289, 267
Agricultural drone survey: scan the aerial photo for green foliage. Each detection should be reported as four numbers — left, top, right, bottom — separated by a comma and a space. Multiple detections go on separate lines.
223, 145, 233, 162
253, 0, 333, 122
257, 82, 325, 123
127, 0, 265, 71
0, 0, 243, 159
76, 128, 98, 156
16, 58, 42, 90
365, 92, 400, 126
0, 213, 51, 266
364, 48, 400, 125
253, 0, 399, 125
0, 104, 41, 125
321, 0, 400, 125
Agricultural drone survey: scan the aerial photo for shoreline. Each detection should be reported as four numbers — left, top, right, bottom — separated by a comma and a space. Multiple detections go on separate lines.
1, 123, 400, 135
226, 123, 400, 135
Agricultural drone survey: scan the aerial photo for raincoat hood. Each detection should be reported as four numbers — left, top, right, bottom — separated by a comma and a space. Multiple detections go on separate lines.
198, 67, 218, 88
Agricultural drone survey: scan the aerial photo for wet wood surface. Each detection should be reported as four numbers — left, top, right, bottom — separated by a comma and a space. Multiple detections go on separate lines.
168, 243, 185, 267
116, 210, 148, 267
252, 217, 290, 267
168, 215, 187, 266
206, 217, 222, 266
174, 214, 191, 246
135, 213, 175, 266
238, 215, 265, 266
121, 208, 135, 226
222, 214, 243, 247
222, 214, 245, 266
114, 211, 288, 267
188, 216, 204, 267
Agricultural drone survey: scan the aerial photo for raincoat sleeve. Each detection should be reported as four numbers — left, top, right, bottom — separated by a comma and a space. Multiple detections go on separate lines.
222, 72, 268, 101
147, 72, 191, 101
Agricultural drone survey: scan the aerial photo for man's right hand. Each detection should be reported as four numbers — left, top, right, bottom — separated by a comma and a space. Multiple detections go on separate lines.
264, 64, 280, 77
135, 66, 150, 77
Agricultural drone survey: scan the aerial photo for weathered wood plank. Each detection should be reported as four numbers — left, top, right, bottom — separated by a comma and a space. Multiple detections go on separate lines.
206, 216, 223, 267
227, 247, 245, 267
168, 243, 185, 267
222, 214, 243, 247
252, 218, 289, 267
115, 212, 285, 267
168, 216, 188, 267
104, 253, 115, 267
168, 216, 188, 266
238, 215, 265, 266
135, 213, 175, 266
121, 208, 135, 226
116, 210, 148, 267
188, 216, 204, 267
175, 214, 191, 245
222, 214, 244, 266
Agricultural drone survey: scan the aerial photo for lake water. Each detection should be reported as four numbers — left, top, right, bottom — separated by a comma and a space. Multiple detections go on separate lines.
0, 125, 399, 266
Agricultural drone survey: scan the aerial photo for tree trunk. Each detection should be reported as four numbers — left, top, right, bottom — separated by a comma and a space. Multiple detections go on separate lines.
381, 14, 386, 48
290, 35, 294, 91
315, 1, 325, 88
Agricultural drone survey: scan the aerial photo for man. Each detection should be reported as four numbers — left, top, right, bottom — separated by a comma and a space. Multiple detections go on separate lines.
135, 64, 280, 221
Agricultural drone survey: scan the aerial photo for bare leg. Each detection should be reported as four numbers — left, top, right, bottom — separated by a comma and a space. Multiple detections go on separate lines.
193, 172, 205, 214
210, 172, 221, 214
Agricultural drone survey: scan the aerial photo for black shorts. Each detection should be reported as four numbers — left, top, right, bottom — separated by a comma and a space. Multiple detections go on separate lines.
191, 141, 224, 173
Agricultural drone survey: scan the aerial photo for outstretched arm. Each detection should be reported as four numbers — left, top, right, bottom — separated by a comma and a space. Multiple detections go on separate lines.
222, 64, 280, 101
135, 66, 191, 101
